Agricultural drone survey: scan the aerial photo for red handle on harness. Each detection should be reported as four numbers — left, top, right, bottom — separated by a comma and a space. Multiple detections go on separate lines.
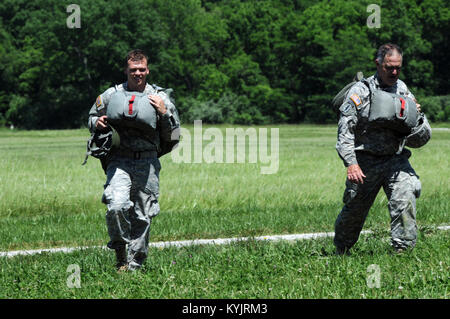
128, 95, 136, 115
399, 97, 405, 117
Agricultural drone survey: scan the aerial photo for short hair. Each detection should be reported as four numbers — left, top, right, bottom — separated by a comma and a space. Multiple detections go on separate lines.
375, 43, 403, 64
124, 49, 148, 68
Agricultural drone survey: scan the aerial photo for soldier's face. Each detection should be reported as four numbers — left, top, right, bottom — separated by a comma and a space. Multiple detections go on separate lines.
376, 53, 402, 87
125, 59, 149, 89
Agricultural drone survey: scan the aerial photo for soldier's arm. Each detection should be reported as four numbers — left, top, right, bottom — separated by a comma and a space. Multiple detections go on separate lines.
400, 81, 421, 113
88, 103, 101, 133
336, 100, 358, 167
337, 112, 367, 183
88, 88, 115, 133
157, 92, 180, 143
404, 83, 431, 148
336, 85, 368, 184
335, 82, 372, 166
407, 91, 424, 127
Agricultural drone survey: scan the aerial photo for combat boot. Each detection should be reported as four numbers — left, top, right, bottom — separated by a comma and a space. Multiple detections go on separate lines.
127, 250, 146, 271
115, 245, 128, 270
117, 264, 129, 273
335, 246, 351, 256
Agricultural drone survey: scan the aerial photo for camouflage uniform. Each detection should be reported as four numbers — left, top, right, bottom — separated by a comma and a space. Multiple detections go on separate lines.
335, 73, 428, 252
88, 82, 179, 270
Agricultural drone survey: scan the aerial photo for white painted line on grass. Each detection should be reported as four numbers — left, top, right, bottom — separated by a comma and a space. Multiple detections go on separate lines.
148, 230, 355, 249
432, 128, 450, 131
1, 225, 449, 258
0, 231, 363, 258
0, 245, 105, 258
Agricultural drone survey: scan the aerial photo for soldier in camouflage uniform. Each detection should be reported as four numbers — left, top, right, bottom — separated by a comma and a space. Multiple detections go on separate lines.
334, 44, 431, 254
88, 49, 180, 271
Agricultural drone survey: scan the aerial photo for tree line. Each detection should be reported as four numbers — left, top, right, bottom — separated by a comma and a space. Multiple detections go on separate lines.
0, 0, 448, 129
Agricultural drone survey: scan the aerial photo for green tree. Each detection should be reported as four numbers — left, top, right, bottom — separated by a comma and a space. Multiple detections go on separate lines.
0, 0, 447, 128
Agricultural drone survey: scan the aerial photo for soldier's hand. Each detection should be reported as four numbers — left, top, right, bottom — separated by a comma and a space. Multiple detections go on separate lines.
347, 164, 366, 184
413, 98, 421, 112
149, 95, 167, 115
95, 115, 109, 131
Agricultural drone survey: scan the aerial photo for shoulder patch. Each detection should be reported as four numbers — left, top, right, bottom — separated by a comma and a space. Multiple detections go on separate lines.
349, 94, 361, 107
96, 95, 103, 108
339, 102, 355, 116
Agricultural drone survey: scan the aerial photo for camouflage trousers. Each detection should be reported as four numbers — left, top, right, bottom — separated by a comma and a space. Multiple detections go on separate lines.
102, 155, 161, 268
334, 150, 422, 251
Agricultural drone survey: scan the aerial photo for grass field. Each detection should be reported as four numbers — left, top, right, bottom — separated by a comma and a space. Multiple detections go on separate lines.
0, 124, 448, 299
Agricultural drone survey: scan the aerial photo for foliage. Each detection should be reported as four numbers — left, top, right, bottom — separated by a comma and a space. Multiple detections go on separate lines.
0, 0, 448, 128
420, 95, 450, 122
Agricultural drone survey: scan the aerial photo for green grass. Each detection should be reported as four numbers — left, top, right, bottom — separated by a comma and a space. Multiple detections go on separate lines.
0, 124, 448, 298
0, 230, 448, 298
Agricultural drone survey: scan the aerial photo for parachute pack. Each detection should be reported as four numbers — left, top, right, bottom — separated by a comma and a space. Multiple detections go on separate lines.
106, 90, 157, 137
83, 85, 179, 169
369, 90, 418, 135
332, 72, 419, 135
331, 71, 365, 113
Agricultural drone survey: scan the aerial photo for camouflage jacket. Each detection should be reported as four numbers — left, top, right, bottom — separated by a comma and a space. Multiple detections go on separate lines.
336, 73, 421, 167
88, 82, 180, 154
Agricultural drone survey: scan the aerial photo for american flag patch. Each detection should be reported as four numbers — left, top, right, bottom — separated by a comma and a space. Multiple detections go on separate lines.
350, 94, 361, 107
